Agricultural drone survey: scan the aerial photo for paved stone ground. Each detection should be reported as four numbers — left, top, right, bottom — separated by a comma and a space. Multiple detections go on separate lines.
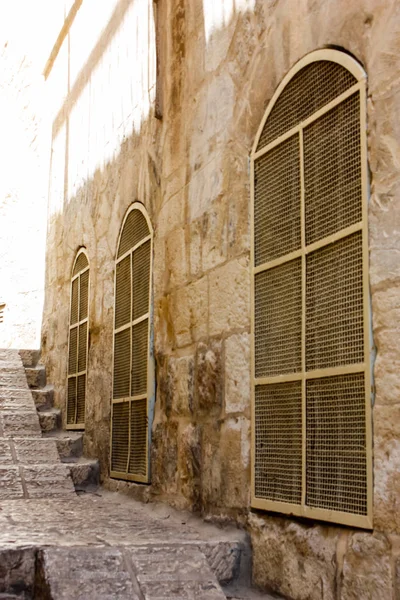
0, 350, 280, 599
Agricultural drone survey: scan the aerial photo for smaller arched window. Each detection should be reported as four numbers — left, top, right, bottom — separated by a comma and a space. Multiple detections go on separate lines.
110, 203, 154, 483
67, 249, 89, 429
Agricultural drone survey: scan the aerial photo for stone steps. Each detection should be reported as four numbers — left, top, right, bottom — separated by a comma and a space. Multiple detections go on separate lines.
21, 352, 99, 491
38, 408, 61, 433
31, 386, 54, 411
25, 366, 46, 389
35, 545, 228, 599
43, 430, 83, 459
65, 457, 100, 489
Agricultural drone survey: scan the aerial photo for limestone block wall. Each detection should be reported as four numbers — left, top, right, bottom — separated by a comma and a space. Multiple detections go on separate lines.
41, 0, 400, 597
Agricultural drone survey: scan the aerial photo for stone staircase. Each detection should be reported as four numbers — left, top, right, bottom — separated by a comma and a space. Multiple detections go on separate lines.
19, 350, 100, 491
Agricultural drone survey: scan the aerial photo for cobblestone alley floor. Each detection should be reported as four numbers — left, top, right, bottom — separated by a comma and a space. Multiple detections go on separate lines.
0, 349, 278, 599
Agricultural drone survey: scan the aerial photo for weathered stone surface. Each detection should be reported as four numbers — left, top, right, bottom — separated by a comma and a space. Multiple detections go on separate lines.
37, 547, 140, 600
49, 432, 83, 459
0, 440, 13, 464
22, 465, 75, 498
68, 458, 100, 487
24, 366, 46, 389
170, 276, 208, 348
195, 339, 223, 414
249, 513, 338, 600
224, 332, 251, 415
0, 548, 36, 598
208, 257, 250, 336
31, 386, 53, 411
14, 438, 60, 464
38, 408, 61, 433
341, 533, 392, 600
1, 412, 41, 438
0, 467, 23, 500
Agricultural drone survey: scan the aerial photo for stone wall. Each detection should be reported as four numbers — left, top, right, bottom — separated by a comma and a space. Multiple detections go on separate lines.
40, 0, 400, 597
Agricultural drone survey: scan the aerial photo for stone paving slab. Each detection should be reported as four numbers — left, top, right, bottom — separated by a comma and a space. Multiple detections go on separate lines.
0, 467, 24, 499
0, 413, 42, 438
14, 438, 60, 464
22, 465, 75, 498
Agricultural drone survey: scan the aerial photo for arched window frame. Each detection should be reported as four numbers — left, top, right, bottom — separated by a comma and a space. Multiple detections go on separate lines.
250, 49, 372, 528
110, 202, 155, 484
67, 248, 90, 430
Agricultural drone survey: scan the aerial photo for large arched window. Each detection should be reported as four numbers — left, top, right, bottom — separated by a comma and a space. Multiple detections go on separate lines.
251, 50, 372, 528
67, 249, 89, 429
111, 203, 154, 483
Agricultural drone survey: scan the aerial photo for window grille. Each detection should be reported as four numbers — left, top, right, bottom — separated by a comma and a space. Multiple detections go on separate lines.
251, 50, 372, 529
0, 303, 5, 324
111, 203, 153, 483
67, 250, 89, 429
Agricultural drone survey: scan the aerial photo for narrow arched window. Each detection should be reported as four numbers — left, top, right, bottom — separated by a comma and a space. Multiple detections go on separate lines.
67, 249, 89, 429
251, 50, 372, 528
111, 203, 153, 483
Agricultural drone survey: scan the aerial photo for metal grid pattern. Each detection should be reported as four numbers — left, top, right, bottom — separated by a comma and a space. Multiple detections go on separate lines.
73, 252, 88, 276
115, 256, 131, 329
117, 209, 149, 258
76, 374, 86, 425
251, 52, 371, 528
133, 240, 151, 320
67, 378, 77, 425
306, 232, 364, 371
255, 259, 302, 377
254, 135, 301, 266
257, 60, 356, 150
255, 382, 302, 504
113, 329, 131, 399
79, 270, 89, 321
131, 319, 149, 396
306, 373, 367, 515
67, 253, 89, 429
304, 93, 362, 245
70, 278, 79, 325
128, 399, 148, 477
111, 402, 129, 473
68, 327, 78, 374
78, 322, 87, 373
112, 206, 152, 483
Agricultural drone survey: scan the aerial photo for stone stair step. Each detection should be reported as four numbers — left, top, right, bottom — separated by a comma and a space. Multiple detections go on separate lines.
18, 349, 40, 368
31, 386, 54, 411
25, 366, 46, 389
43, 430, 84, 459
65, 457, 100, 488
38, 409, 61, 433
35, 545, 227, 600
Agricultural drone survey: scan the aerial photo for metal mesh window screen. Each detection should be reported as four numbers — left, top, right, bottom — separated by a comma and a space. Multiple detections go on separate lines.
252, 52, 371, 528
306, 373, 367, 515
304, 93, 362, 245
257, 61, 357, 151
73, 252, 88, 276
128, 399, 148, 476
254, 135, 301, 266
67, 252, 89, 428
112, 206, 152, 483
255, 259, 302, 377
255, 382, 302, 504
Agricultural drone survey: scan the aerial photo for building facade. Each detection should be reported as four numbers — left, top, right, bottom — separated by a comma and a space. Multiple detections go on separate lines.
3, 0, 400, 597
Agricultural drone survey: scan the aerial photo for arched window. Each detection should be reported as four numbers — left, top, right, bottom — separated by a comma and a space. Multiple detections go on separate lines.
111, 203, 154, 483
251, 50, 372, 528
67, 249, 89, 429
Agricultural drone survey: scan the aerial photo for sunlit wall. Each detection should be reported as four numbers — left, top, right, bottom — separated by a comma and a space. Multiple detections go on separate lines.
0, 0, 60, 349
48, 0, 156, 217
